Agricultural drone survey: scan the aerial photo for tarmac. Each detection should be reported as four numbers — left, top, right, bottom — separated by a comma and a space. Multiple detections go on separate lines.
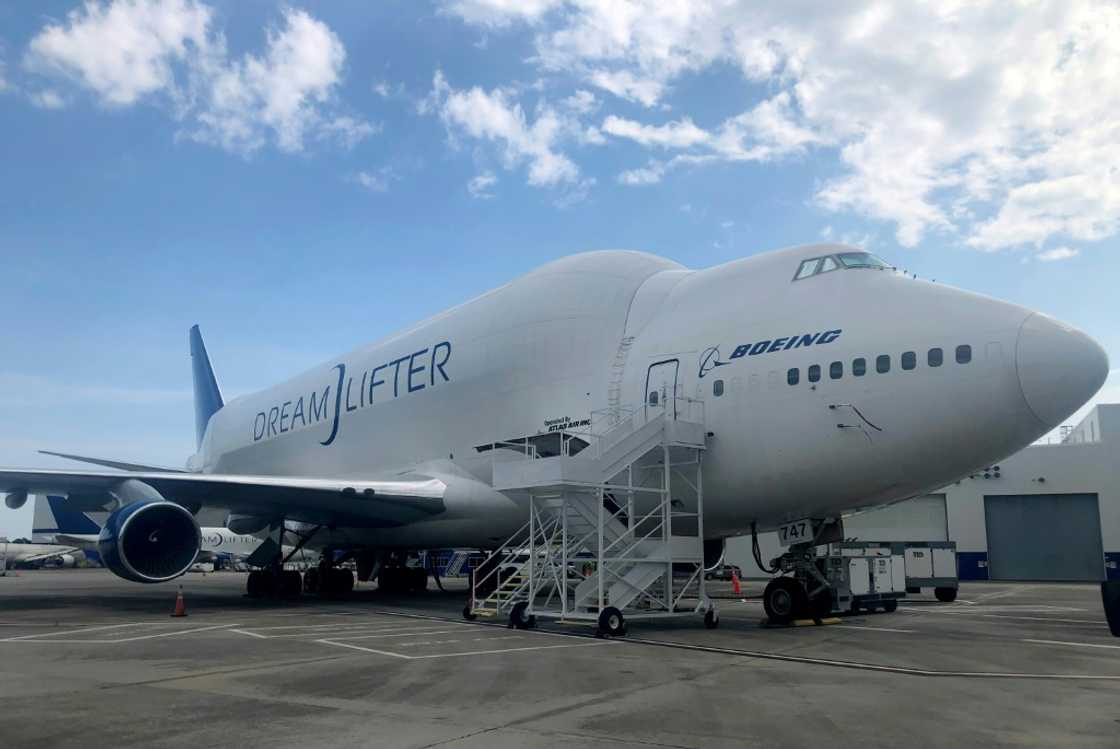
2, 569, 1119, 748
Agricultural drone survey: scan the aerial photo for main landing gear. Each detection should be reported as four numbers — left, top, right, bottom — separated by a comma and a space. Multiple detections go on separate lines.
246, 568, 303, 598
377, 560, 428, 593
303, 555, 355, 598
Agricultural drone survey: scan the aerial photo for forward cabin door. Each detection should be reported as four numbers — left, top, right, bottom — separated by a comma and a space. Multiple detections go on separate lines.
645, 359, 680, 419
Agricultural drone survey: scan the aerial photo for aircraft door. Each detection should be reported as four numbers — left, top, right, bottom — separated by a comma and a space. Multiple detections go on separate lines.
645, 359, 680, 418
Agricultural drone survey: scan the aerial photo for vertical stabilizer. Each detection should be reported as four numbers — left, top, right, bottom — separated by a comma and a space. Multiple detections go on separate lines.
190, 325, 224, 448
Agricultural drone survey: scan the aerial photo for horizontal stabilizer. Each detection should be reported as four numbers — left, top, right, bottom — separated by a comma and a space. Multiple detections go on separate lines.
39, 450, 185, 473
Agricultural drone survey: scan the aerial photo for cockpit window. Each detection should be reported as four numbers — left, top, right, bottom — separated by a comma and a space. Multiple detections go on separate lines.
793, 252, 890, 281
837, 252, 890, 269
794, 258, 821, 280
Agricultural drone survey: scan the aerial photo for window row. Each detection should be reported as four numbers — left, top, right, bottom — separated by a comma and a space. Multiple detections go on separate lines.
709, 344, 973, 395
786, 345, 971, 385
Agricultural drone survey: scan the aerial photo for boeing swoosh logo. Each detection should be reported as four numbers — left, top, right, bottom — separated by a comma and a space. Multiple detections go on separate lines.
698, 347, 729, 378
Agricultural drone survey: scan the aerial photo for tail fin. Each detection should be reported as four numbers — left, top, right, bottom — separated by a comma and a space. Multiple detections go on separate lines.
190, 325, 224, 448
33, 495, 102, 536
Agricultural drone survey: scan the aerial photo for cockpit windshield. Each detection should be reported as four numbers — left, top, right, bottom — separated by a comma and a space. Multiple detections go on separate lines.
793, 251, 891, 280
837, 252, 890, 269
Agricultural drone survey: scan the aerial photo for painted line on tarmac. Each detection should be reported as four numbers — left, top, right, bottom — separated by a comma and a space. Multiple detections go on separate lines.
910, 612, 1103, 625
315, 637, 616, 660
619, 636, 1120, 680
1023, 639, 1120, 651
834, 624, 915, 633
0, 622, 154, 641
1, 622, 243, 644
326, 628, 465, 641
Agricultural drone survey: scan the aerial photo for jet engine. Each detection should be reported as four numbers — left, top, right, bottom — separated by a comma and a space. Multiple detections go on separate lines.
98, 500, 201, 583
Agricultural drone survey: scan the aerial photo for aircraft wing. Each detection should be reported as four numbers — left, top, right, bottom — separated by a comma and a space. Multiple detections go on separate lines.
0, 468, 447, 529
54, 534, 101, 551
13, 546, 81, 563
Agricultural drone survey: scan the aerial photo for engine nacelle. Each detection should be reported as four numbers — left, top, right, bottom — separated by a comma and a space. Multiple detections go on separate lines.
4, 490, 28, 510
98, 500, 201, 583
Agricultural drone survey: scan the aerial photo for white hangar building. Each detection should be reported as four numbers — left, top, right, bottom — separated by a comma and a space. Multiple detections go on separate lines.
729, 403, 1120, 582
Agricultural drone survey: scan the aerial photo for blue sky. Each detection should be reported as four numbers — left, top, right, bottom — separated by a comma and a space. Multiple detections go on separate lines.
1, 1, 1117, 537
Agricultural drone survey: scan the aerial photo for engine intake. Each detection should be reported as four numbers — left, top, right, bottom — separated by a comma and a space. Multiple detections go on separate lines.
98, 501, 200, 583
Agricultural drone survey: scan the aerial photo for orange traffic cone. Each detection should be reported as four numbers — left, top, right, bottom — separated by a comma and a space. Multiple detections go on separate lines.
731, 571, 742, 595
171, 585, 187, 617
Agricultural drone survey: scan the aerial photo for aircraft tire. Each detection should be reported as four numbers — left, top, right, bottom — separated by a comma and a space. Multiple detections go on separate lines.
247, 570, 263, 598
704, 608, 719, 629
303, 568, 320, 594
763, 577, 805, 625
410, 566, 429, 592
882, 599, 898, 613
334, 569, 354, 596
808, 588, 833, 619
934, 586, 958, 603
281, 570, 302, 598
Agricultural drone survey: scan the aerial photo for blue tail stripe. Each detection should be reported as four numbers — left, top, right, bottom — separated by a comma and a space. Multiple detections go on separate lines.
190, 325, 224, 448
47, 495, 100, 534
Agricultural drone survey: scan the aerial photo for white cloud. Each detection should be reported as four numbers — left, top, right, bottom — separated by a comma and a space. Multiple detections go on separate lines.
25, 1, 371, 156
563, 89, 598, 114
189, 9, 353, 154
602, 115, 709, 149
320, 116, 380, 149
449, 1, 1120, 251
587, 69, 664, 107
468, 171, 497, 198
1036, 246, 1080, 262
426, 70, 581, 187
617, 161, 665, 185
30, 89, 65, 109
351, 166, 396, 192
442, 0, 562, 28
26, 0, 213, 106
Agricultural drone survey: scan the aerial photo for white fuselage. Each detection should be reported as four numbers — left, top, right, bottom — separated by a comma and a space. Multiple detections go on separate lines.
193, 245, 1108, 550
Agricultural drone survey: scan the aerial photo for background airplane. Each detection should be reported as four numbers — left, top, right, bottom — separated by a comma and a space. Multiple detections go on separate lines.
0, 538, 83, 570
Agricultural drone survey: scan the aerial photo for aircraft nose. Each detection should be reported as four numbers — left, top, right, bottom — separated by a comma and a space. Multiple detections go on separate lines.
1016, 313, 1109, 427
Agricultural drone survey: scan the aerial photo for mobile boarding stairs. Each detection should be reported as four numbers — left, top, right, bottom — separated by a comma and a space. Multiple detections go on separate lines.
465, 398, 718, 636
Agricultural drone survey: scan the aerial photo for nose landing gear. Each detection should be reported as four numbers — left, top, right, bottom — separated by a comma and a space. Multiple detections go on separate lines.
755, 518, 843, 625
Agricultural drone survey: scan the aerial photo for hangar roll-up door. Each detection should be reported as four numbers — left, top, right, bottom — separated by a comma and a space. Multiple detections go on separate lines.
984, 494, 1103, 581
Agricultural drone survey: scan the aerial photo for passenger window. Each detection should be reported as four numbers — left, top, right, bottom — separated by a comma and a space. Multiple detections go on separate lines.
648, 390, 658, 406
819, 256, 839, 273
808, 364, 821, 382
794, 258, 821, 280
787, 368, 799, 385
830, 361, 843, 379
902, 351, 916, 370
956, 344, 972, 364
928, 348, 943, 367
876, 354, 890, 373
853, 357, 866, 376
713, 379, 724, 397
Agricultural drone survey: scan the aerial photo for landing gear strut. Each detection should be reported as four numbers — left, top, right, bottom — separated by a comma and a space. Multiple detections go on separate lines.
303, 553, 354, 597
755, 519, 842, 625
244, 522, 322, 599
376, 552, 429, 593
